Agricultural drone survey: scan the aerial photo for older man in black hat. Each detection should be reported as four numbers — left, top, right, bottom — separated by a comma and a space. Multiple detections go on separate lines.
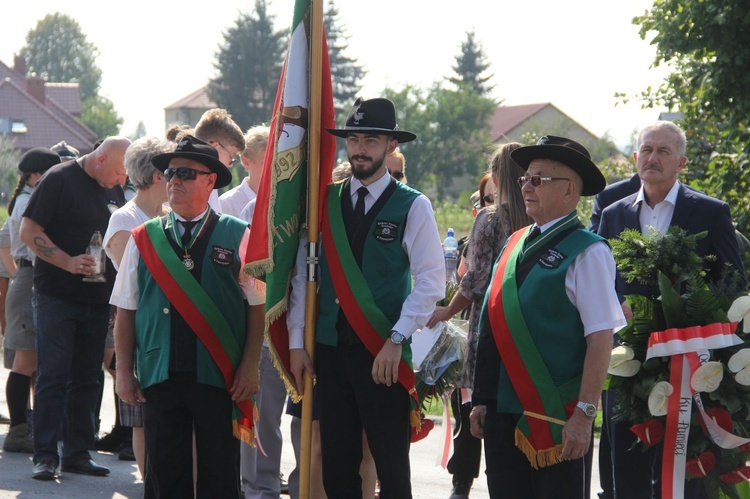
110, 135, 265, 498
287, 97, 445, 498
469, 136, 626, 498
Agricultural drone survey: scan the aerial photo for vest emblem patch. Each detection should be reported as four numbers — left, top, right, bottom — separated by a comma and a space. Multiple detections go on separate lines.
373, 220, 400, 243
538, 248, 566, 269
210, 246, 234, 266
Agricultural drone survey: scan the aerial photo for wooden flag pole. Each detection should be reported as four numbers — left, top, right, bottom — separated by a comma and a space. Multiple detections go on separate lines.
300, 1, 325, 498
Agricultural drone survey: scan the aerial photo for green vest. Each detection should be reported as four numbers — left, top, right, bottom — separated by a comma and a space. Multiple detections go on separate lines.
316, 181, 420, 346
134, 215, 247, 389
496, 223, 604, 413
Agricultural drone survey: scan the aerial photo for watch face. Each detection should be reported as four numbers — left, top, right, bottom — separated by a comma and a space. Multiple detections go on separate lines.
390, 332, 405, 344
585, 405, 596, 417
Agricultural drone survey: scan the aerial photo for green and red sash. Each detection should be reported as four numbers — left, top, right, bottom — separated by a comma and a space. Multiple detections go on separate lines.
486, 225, 575, 468
132, 218, 256, 444
321, 189, 421, 429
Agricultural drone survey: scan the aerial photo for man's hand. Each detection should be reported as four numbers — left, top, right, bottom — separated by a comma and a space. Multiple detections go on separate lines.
560, 410, 594, 460
116, 371, 146, 407
621, 300, 633, 321
230, 359, 260, 402
470, 405, 486, 439
290, 348, 315, 396
372, 341, 402, 386
68, 253, 98, 276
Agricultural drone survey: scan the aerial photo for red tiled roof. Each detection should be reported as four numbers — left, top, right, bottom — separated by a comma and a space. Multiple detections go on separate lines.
165, 86, 216, 110
488, 103, 550, 142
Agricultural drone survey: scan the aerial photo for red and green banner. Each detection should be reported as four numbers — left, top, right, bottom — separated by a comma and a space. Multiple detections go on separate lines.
244, 0, 336, 394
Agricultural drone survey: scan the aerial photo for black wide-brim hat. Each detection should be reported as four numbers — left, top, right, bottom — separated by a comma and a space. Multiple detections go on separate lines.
152, 135, 232, 189
511, 135, 606, 196
18, 147, 61, 174
326, 98, 417, 143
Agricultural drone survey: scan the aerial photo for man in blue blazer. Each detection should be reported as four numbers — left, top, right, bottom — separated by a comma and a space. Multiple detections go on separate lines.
597, 121, 746, 499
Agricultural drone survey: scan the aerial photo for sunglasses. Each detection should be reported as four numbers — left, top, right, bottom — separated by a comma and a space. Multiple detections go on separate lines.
164, 167, 214, 181
517, 175, 571, 188
391, 171, 404, 180
482, 194, 494, 205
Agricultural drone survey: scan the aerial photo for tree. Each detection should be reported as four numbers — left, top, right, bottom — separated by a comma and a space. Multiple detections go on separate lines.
80, 95, 123, 139
324, 1, 366, 123
20, 13, 102, 101
0, 136, 21, 204
448, 30, 495, 97
384, 83, 496, 198
208, 0, 285, 129
631, 1, 750, 235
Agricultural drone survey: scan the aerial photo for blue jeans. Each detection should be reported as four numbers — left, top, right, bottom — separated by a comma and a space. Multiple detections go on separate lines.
32, 291, 109, 465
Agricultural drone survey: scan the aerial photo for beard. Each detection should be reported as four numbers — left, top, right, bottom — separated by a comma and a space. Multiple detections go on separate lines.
349, 150, 387, 181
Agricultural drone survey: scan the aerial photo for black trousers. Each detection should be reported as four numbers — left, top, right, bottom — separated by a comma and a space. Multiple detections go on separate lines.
447, 389, 481, 481
317, 342, 412, 499
142, 375, 240, 499
484, 408, 587, 499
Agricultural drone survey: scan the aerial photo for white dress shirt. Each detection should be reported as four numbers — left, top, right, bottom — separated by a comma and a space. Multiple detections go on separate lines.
219, 180, 257, 218
535, 216, 626, 335
286, 172, 445, 349
636, 181, 681, 236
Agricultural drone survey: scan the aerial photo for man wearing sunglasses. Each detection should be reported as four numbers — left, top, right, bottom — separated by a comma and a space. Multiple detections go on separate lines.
470, 136, 625, 498
110, 135, 265, 498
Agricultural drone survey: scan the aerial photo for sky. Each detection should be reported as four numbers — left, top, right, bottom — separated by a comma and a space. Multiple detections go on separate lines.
2, 0, 671, 149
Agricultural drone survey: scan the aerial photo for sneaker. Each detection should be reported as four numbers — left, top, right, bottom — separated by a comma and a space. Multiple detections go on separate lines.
93, 430, 124, 452
449, 478, 472, 499
118, 444, 135, 461
32, 458, 58, 480
3, 423, 34, 453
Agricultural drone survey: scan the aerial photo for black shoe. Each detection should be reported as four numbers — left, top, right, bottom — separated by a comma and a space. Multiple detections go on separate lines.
0, 412, 10, 425
32, 459, 59, 480
449, 478, 472, 499
280, 472, 289, 495
61, 458, 110, 476
93, 431, 124, 452
118, 444, 135, 461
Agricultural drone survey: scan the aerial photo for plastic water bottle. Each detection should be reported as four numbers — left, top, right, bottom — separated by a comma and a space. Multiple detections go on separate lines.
443, 228, 458, 283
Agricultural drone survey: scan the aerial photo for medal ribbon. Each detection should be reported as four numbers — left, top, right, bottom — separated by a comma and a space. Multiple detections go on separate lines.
168, 209, 212, 257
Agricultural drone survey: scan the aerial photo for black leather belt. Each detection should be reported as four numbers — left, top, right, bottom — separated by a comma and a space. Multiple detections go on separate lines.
16, 259, 32, 268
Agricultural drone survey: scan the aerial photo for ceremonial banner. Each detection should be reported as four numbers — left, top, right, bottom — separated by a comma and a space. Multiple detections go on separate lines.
244, 0, 336, 395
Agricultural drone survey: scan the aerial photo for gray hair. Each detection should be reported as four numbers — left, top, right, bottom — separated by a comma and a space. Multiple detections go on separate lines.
637, 121, 687, 156
125, 136, 175, 189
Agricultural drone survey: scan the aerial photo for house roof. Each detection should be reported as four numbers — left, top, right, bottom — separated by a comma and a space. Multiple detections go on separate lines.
0, 62, 97, 152
165, 86, 216, 110
488, 102, 598, 143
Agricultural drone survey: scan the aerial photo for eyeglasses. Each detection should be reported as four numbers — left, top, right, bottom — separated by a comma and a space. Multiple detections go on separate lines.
214, 142, 241, 165
391, 171, 404, 180
517, 175, 571, 188
482, 194, 494, 205
164, 167, 214, 181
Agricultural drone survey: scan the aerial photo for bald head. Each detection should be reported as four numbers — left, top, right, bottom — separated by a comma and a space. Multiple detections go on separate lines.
89, 136, 131, 189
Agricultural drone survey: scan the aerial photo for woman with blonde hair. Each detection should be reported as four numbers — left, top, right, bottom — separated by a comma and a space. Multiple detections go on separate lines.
427, 141, 531, 498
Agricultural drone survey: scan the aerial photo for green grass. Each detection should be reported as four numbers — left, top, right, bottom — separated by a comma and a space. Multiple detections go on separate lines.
433, 199, 475, 242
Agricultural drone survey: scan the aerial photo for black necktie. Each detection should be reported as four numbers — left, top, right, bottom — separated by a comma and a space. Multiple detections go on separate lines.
180, 220, 198, 246
354, 186, 369, 220
527, 225, 542, 242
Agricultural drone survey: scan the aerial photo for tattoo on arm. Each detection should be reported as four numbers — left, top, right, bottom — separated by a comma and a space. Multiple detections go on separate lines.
33, 236, 58, 258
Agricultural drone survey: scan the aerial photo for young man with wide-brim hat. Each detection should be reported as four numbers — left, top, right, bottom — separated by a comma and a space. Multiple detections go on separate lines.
470, 135, 625, 498
110, 134, 265, 498
288, 97, 445, 498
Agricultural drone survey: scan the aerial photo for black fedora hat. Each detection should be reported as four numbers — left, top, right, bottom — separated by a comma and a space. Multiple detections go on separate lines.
511, 135, 606, 196
152, 135, 232, 189
18, 147, 61, 174
326, 98, 416, 143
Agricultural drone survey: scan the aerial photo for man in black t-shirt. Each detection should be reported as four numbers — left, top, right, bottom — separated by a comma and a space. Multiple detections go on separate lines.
20, 136, 130, 480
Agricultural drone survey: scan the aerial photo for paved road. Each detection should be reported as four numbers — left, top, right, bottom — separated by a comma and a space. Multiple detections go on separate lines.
0, 350, 601, 498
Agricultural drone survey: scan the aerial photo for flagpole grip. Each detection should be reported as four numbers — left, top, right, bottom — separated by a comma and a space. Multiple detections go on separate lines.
306, 241, 319, 282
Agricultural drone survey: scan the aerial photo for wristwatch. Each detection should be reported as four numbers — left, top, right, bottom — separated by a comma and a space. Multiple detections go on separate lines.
389, 330, 405, 345
576, 401, 597, 418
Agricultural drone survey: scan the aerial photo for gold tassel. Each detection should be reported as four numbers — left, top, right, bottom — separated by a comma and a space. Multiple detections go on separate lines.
410, 409, 422, 431
233, 420, 256, 447
514, 428, 564, 469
